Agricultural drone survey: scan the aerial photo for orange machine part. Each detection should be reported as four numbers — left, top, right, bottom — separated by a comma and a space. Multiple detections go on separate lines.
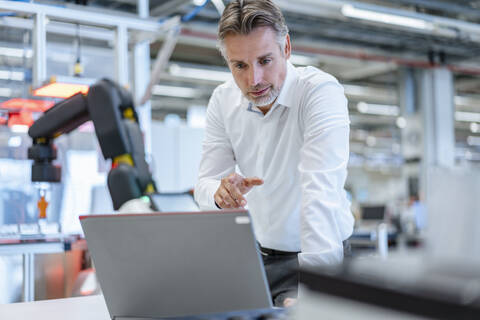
33, 82, 89, 99
0, 98, 54, 112
37, 195, 48, 219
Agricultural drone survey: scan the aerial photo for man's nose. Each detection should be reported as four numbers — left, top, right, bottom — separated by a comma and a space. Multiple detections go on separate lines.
248, 66, 262, 87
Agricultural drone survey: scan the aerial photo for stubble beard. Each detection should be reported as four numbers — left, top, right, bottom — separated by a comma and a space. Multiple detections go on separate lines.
245, 85, 281, 108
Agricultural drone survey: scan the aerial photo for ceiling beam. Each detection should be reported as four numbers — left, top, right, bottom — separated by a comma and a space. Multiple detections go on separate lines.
339, 62, 398, 81
150, 0, 192, 17
379, 0, 480, 20
276, 0, 480, 43
456, 78, 480, 92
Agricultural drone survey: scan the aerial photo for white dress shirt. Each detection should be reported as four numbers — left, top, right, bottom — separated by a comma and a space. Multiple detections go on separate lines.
194, 61, 354, 267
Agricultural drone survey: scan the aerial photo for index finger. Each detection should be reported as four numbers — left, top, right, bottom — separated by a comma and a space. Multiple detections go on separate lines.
244, 177, 264, 187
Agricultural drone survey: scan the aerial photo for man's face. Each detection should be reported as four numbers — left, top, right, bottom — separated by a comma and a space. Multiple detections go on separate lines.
223, 26, 291, 109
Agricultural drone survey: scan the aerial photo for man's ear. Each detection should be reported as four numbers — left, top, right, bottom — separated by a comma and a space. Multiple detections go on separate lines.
284, 34, 291, 59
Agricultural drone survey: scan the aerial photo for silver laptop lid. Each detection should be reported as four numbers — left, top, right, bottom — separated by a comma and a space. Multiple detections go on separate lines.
80, 210, 272, 319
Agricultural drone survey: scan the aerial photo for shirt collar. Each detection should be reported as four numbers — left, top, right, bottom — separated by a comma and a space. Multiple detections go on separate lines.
275, 61, 299, 109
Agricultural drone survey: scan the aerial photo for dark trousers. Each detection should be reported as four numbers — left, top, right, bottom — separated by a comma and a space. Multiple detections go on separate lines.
260, 240, 351, 306
261, 251, 299, 307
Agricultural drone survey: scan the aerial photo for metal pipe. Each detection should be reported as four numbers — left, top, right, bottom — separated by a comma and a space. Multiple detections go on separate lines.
22, 253, 35, 302
376, 223, 388, 259
0, 0, 161, 31
115, 25, 129, 86
0, 17, 114, 42
178, 26, 480, 76
277, 0, 480, 43
32, 12, 46, 88
134, 0, 153, 161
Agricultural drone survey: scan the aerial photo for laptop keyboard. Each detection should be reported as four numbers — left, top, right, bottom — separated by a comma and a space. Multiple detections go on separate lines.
152, 307, 289, 320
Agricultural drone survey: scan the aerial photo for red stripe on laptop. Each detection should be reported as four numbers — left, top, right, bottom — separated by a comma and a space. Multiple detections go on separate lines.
79, 209, 247, 221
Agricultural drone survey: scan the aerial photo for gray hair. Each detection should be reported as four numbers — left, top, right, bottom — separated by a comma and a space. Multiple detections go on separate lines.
217, 0, 289, 59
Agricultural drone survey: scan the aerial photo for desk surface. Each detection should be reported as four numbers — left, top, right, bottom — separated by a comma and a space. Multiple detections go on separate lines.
0, 295, 110, 320
0, 235, 86, 254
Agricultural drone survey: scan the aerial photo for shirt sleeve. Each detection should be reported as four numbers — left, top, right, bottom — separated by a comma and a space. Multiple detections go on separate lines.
194, 88, 237, 210
298, 81, 355, 267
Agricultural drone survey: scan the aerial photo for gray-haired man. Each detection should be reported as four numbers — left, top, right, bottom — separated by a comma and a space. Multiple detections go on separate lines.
194, 0, 354, 307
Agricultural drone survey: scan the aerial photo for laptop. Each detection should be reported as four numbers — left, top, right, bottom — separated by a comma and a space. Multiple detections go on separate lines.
79, 210, 275, 319
149, 192, 199, 212
354, 205, 387, 232
360, 205, 386, 221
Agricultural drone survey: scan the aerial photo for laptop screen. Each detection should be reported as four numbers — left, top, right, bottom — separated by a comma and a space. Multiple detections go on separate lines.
361, 205, 386, 220
149, 193, 199, 212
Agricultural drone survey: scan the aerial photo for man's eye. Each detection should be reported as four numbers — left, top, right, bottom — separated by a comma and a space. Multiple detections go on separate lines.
260, 59, 271, 65
235, 63, 245, 69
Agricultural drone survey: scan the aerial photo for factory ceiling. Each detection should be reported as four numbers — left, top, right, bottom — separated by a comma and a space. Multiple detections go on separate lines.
0, 0, 479, 163
81, 0, 480, 63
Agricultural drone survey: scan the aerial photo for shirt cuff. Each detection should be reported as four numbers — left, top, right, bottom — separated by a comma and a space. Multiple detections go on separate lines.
196, 179, 221, 210
298, 249, 343, 268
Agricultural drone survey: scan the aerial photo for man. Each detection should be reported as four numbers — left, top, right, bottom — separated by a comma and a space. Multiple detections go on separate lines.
194, 0, 354, 307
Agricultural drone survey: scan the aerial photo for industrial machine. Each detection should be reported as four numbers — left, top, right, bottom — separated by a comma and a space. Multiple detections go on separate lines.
27, 78, 157, 211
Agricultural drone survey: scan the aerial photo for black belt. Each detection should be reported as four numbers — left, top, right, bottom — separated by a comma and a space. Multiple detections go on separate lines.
258, 243, 299, 257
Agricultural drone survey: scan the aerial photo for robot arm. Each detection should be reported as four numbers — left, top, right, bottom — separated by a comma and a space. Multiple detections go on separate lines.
28, 78, 157, 210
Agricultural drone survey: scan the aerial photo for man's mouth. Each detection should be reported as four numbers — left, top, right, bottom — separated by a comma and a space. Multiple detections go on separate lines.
250, 86, 270, 97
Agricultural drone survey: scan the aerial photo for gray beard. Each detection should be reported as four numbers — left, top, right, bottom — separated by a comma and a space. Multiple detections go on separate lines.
246, 86, 281, 108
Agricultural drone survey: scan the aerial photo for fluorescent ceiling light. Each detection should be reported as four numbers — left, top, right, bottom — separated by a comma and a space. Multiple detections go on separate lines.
187, 105, 206, 128
396, 116, 407, 129
342, 4, 433, 30
0, 88, 13, 97
8, 136, 22, 148
366, 136, 376, 147
169, 64, 231, 83
152, 85, 201, 99
0, 47, 33, 58
343, 84, 395, 102
467, 136, 480, 146
454, 95, 480, 107
455, 111, 480, 123
463, 149, 480, 161
0, 70, 25, 81
11, 125, 29, 133
357, 102, 399, 116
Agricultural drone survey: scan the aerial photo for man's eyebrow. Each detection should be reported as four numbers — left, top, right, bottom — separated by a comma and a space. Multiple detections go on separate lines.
258, 53, 273, 59
229, 53, 274, 64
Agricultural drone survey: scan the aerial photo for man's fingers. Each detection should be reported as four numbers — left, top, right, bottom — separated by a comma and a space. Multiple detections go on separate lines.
219, 189, 237, 208
227, 173, 244, 185
217, 174, 261, 207
283, 298, 297, 307
244, 177, 264, 187
218, 186, 247, 209
224, 181, 247, 206
214, 193, 227, 208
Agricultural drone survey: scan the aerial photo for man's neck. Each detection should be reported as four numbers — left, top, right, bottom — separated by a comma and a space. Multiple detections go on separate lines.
257, 101, 275, 115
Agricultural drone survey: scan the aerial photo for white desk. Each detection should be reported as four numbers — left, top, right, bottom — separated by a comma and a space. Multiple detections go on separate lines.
0, 295, 110, 320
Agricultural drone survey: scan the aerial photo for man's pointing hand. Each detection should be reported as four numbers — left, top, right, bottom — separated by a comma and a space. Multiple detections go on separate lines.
214, 173, 263, 209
